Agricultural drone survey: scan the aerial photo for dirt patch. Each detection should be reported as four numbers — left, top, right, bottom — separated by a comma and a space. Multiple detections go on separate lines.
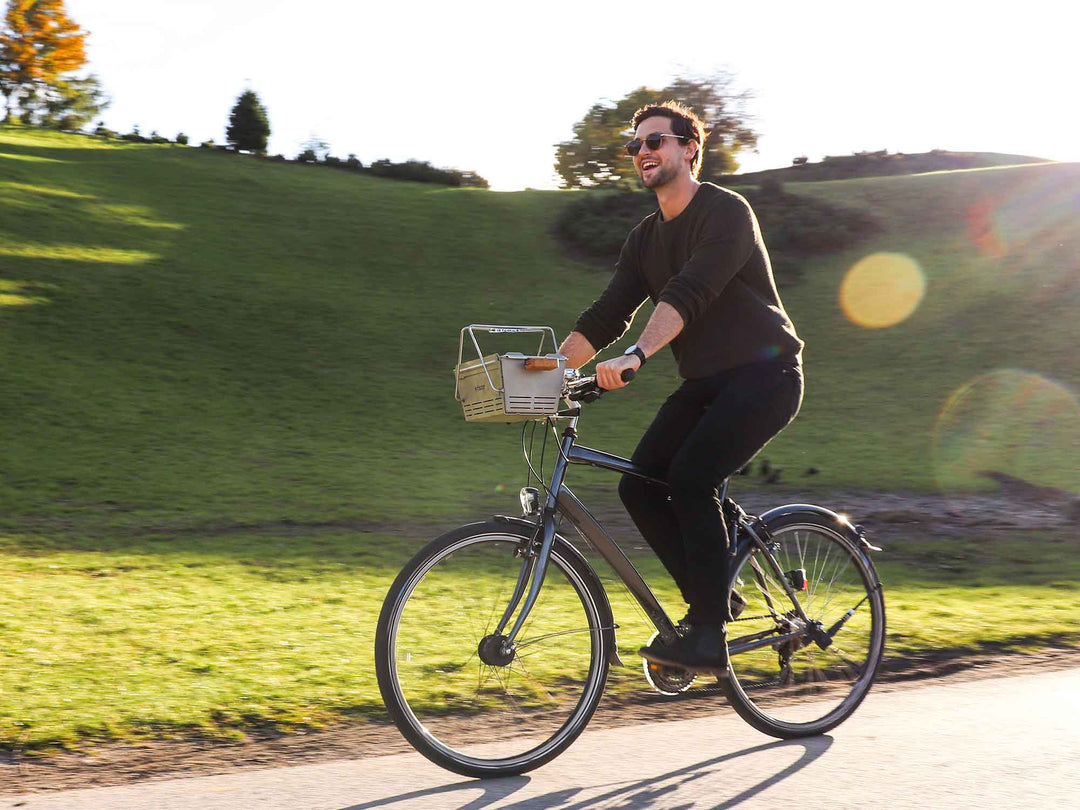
555, 480, 1079, 548
2, 646, 1076, 796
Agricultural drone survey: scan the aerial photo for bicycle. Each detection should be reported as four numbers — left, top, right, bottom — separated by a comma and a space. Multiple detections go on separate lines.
375, 325, 885, 778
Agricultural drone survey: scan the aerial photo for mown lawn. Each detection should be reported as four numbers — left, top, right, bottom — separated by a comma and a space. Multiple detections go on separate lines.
1, 527, 1075, 752
2, 127, 1077, 530
1, 127, 1077, 751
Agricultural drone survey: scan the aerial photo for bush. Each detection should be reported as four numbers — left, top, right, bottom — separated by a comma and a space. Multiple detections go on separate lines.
93, 123, 117, 139
297, 148, 317, 163
149, 130, 168, 144
367, 159, 488, 188
759, 175, 784, 197
553, 186, 878, 286
175, 132, 189, 145
324, 155, 342, 166
199, 139, 215, 149
346, 154, 363, 170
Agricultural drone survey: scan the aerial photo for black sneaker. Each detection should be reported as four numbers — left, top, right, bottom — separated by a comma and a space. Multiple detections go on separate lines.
637, 633, 672, 660
677, 590, 745, 630
639, 624, 727, 673
730, 589, 747, 620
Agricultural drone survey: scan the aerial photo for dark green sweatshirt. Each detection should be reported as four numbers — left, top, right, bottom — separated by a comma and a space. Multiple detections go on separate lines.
574, 183, 804, 379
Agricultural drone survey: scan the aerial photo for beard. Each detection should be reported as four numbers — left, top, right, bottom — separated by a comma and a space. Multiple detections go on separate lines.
640, 159, 679, 189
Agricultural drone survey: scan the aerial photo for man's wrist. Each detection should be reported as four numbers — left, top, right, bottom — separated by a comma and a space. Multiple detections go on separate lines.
624, 344, 647, 368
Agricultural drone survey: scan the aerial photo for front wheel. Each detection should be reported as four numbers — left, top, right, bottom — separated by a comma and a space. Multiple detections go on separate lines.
724, 512, 886, 738
375, 521, 611, 777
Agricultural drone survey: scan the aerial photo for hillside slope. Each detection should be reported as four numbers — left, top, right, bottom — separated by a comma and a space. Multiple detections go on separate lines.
724, 149, 1050, 184
1, 127, 1077, 531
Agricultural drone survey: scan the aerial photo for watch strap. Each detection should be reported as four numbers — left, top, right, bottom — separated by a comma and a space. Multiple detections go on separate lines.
625, 345, 647, 367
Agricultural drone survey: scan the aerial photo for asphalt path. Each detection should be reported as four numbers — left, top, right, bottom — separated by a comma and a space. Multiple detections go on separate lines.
5, 667, 1078, 809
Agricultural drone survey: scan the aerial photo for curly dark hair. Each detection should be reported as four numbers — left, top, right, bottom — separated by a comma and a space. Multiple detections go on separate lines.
631, 101, 707, 179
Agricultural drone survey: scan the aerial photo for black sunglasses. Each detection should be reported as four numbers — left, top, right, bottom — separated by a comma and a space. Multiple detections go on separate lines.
625, 132, 690, 156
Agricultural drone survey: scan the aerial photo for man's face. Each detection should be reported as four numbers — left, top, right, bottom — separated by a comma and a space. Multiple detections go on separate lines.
632, 116, 696, 190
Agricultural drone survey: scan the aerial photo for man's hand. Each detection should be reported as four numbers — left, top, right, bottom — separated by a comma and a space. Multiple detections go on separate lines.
596, 353, 640, 390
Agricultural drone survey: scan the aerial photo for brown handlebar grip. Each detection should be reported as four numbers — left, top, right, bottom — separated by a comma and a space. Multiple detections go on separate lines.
524, 357, 559, 371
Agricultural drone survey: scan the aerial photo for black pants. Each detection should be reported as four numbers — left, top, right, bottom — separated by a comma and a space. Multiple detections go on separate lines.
618, 360, 804, 625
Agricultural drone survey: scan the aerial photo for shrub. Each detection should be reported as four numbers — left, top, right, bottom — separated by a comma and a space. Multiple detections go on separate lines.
553, 186, 878, 287
199, 139, 215, 149
759, 175, 784, 197
93, 122, 117, 139
175, 132, 189, 145
346, 154, 363, 170
149, 130, 168, 144
297, 148, 317, 163
366, 159, 488, 188
324, 155, 342, 166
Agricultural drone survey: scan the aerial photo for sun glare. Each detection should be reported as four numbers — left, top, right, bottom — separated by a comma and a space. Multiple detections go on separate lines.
839, 252, 926, 329
932, 370, 1080, 497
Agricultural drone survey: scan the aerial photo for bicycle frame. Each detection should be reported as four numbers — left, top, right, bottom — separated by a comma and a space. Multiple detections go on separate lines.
492, 418, 821, 660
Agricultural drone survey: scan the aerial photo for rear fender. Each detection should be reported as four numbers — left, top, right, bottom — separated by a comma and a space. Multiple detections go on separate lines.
757, 503, 883, 583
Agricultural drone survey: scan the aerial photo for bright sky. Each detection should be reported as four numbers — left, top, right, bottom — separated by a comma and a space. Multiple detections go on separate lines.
66, 0, 1080, 191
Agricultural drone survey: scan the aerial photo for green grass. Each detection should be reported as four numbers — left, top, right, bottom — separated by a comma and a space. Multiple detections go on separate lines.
2, 126, 1078, 531
1, 126, 1078, 750
1, 528, 1075, 752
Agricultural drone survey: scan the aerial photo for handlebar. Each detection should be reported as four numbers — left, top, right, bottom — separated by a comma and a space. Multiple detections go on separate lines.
565, 368, 636, 403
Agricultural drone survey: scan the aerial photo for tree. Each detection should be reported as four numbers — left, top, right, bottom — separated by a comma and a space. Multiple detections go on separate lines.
554, 72, 759, 188
225, 89, 270, 153
297, 134, 329, 162
39, 72, 108, 129
0, 0, 93, 123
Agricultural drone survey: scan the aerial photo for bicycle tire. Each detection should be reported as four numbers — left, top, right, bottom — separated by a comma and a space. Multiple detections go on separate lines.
375, 521, 611, 777
723, 511, 885, 738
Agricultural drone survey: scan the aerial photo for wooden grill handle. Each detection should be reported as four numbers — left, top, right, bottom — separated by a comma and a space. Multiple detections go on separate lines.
524, 357, 559, 371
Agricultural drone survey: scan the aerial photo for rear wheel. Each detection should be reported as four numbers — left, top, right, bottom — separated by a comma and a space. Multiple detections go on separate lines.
724, 513, 885, 737
375, 521, 610, 777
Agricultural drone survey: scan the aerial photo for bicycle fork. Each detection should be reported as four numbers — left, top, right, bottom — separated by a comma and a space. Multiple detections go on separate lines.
491, 427, 575, 654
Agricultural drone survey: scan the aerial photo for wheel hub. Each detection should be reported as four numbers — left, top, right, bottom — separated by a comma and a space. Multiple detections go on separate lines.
477, 633, 515, 667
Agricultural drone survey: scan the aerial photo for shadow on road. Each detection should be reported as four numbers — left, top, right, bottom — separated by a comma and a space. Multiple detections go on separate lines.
338, 774, 531, 810
339, 736, 832, 810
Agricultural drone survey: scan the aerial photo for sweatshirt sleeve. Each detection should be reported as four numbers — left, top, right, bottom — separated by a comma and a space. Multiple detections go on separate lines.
658, 194, 756, 328
573, 231, 649, 352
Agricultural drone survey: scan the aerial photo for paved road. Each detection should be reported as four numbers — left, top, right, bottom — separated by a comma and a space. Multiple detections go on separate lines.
5, 668, 1078, 809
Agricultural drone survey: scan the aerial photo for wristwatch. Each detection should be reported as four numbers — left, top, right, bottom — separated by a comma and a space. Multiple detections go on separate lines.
624, 344, 647, 368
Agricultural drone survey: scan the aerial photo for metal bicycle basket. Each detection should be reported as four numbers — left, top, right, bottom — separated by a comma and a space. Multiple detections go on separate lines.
454, 325, 567, 423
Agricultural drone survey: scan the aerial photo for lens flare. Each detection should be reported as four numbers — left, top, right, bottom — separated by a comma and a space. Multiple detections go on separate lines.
839, 253, 926, 329
932, 370, 1080, 496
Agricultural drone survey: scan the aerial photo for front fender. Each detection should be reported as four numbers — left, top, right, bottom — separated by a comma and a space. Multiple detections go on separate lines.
493, 514, 623, 667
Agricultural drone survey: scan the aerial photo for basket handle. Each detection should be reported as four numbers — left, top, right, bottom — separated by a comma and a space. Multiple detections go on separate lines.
523, 357, 560, 371
455, 325, 560, 402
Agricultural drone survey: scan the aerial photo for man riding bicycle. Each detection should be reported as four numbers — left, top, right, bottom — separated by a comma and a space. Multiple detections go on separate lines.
557, 101, 804, 672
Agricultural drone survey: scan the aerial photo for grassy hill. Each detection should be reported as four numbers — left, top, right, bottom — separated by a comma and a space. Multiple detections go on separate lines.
2, 127, 1077, 532
1, 126, 1078, 751
724, 149, 1051, 185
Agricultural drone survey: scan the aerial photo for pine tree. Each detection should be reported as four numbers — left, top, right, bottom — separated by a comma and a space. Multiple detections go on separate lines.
226, 89, 270, 153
